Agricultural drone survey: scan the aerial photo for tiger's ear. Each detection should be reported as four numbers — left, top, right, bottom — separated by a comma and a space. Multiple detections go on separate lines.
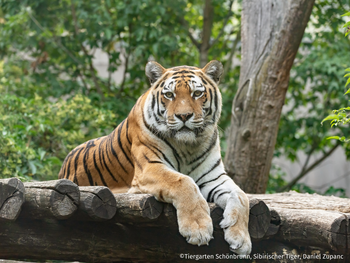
202, 60, 224, 84
145, 61, 166, 85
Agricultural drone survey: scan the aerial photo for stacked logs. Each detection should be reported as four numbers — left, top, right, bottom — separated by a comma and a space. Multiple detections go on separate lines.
0, 178, 349, 262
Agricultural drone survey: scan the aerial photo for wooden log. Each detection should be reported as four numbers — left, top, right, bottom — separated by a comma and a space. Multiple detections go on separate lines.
112, 194, 271, 241
73, 186, 116, 221
272, 208, 350, 254
21, 179, 79, 220
264, 209, 280, 238
248, 191, 350, 213
0, 178, 25, 221
0, 217, 237, 262
249, 198, 271, 241
113, 194, 163, 224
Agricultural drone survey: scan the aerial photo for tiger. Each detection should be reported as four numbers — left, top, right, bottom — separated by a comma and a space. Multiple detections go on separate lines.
58, 60, 252, 255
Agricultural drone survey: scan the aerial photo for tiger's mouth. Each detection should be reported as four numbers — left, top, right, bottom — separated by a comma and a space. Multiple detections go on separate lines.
178, 126, 192, 132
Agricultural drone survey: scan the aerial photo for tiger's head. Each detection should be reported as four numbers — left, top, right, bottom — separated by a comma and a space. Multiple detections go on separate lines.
144, 60, 223, 144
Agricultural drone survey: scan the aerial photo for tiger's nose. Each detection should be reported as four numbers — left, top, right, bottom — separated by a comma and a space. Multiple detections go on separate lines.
175, 113, 193, 122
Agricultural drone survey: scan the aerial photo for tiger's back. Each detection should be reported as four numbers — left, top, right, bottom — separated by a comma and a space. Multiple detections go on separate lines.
58, 115, 138, 193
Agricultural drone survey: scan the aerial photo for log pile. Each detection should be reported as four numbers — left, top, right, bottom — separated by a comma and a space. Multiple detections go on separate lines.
0, 178, 349, 262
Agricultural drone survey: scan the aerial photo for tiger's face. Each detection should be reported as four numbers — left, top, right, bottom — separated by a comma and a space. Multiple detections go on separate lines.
144, 61, 223, 143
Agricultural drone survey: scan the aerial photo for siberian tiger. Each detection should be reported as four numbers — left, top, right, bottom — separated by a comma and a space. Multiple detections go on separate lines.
59, 60, 252, 255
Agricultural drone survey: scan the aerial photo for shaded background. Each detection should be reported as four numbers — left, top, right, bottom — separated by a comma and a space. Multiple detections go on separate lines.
0, 0, 349, 195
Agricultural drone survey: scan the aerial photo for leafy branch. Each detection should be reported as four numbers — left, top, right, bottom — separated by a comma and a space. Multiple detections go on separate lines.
279, 142, 341, 192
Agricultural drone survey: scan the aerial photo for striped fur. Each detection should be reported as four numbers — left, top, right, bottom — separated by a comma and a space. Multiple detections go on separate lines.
59, 61, 251, 255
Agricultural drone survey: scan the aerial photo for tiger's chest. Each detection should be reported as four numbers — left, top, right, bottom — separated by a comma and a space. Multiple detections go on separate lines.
159, 137, 223, 181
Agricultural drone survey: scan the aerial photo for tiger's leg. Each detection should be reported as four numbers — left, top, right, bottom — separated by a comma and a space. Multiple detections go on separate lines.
130, 158, 213, 246
201, 174, 251, 255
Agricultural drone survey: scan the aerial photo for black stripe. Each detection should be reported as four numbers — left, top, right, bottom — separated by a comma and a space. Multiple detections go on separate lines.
73, 174, 78, 185
156, 91, 162, 117
138, 137, 176, 170
98, 139, 105, 169
142, 109, 181, 170
195, 159, 221, 183
105, 133, 129, 185
212, 87, 218, 121
109, 129, 128, 174
132, 154, 143, 171
93, 150, 107, 186
188, 130, 217, 165
151, 93, 156, 110
207, 89, 213, 116
74, 147, 85, 174
143, 153, 163, 164
216, 191, 231, 200
212, 188, 230, 202
82, 143, 95, 186
65, 160, 71, 179
117, 120, 134, 168
101, 146, 118, 183
207, 179, 229, 202
198, 173, 226, 189
200, 76, 208, 85
126, 119, 132, 145
163, 138, 181, 171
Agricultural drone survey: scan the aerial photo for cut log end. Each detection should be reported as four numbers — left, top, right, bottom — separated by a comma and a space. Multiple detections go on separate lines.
0, 178, 25, 221
114, 194, 163, 223
78, 186, 117, 220
249, 198, 271, 240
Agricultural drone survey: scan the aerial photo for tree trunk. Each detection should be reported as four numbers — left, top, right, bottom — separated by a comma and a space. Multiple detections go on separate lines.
224, 0, 315, 193
199, 0, 214, 67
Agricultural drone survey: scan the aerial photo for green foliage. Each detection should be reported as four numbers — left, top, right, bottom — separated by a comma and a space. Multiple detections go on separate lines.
0, 0, 348, 196
0, 0, 240, 181
266, 165, 288, 194
0, 92, 116, 180
272, 1, 350, 194
275, 0, 350, 163
320, 11, 350, 148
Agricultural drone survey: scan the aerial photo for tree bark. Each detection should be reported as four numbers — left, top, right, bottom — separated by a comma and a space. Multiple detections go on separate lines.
199, 0, 214, 67
224, 0, 315, 193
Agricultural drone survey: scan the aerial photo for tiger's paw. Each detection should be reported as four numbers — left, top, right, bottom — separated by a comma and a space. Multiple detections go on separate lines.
220, 197, 251, 255
223, 222, 251, 256
177, 200, 213, 246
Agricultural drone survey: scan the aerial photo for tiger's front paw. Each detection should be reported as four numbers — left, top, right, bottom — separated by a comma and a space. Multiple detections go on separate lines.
177, 199, 213, 246
222, 219, 251, 255
220, 196, 251, 255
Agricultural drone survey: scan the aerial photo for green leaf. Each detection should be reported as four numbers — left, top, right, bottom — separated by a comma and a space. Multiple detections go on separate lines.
38, 149, 46, 161
321, 115, 339, 124
326, 136, 340, 140
28, 161, 37, 175
345, 77, 350, 88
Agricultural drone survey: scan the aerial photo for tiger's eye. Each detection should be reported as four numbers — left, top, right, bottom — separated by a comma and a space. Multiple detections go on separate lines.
165, 92, 173, 98
194, 90, 203, 97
